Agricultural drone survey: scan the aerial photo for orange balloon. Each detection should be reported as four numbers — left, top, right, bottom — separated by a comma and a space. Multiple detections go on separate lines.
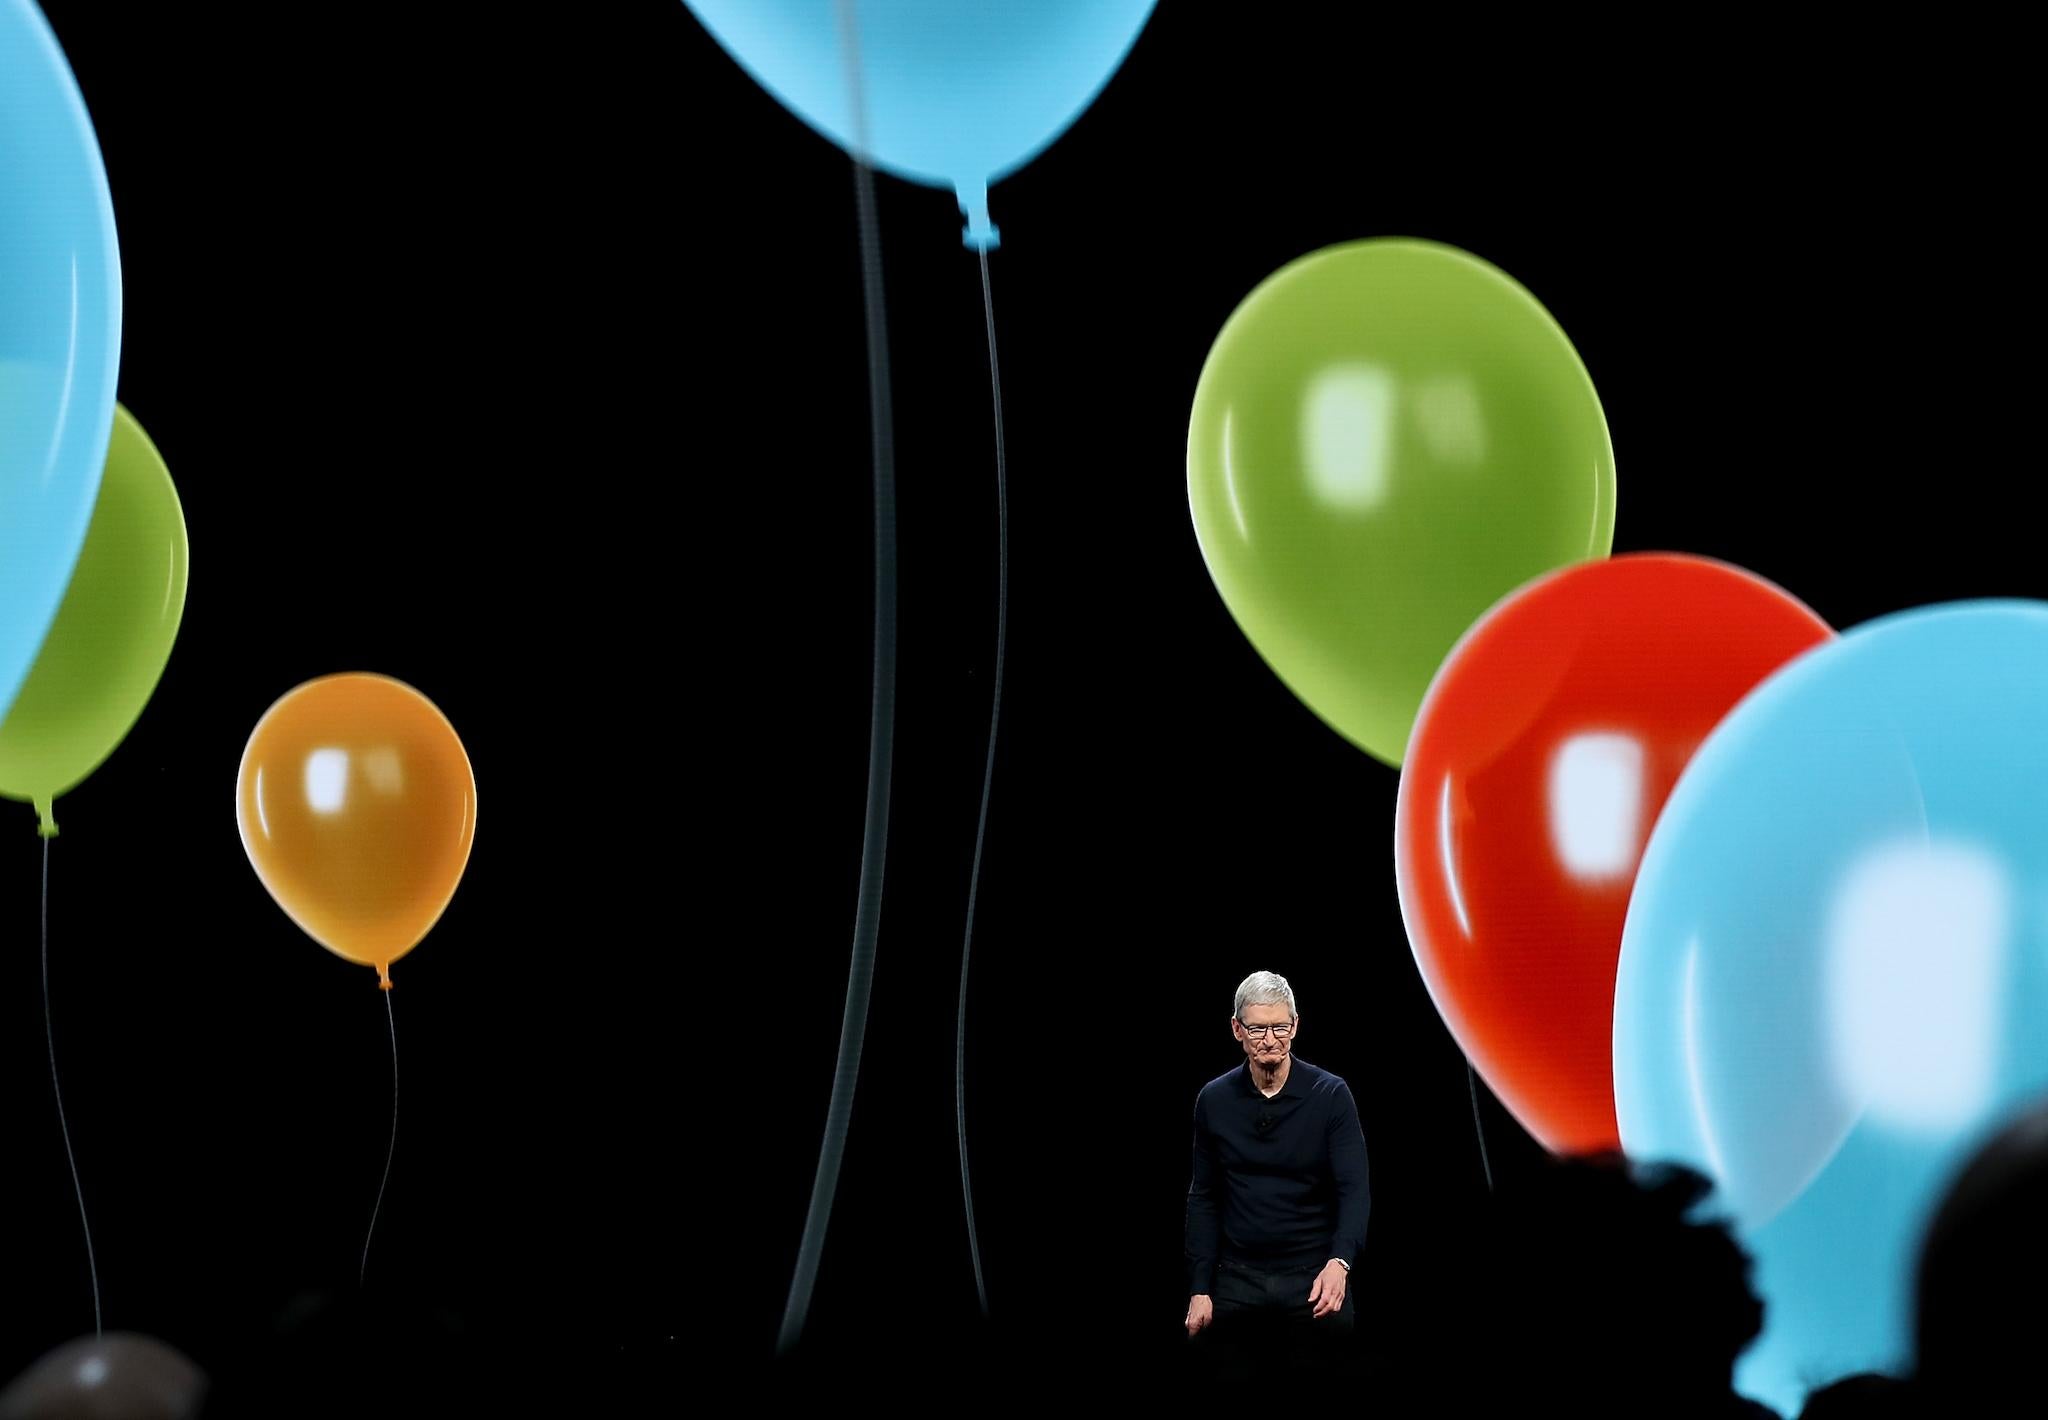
236, 674, 476, 988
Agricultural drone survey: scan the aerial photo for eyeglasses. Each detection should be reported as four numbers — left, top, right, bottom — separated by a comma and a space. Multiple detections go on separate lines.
1237, 1020, 1294, 1039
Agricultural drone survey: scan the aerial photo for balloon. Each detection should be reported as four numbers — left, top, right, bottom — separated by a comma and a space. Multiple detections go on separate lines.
0, 407, 189, 836
237, 674, 477, 988
0, 1333, 206, 1420
1397, 554, 1831, 1154
1188, 239, 1616, 768
682, 0, 1156, 248
1613, 601, 2048, 1413
1, 0, 124, 726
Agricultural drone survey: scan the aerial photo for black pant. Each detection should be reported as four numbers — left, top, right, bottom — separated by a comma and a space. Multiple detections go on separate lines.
1190, 1257, 1355, 1382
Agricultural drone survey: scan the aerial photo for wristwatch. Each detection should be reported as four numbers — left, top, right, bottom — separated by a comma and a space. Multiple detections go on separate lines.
1330, 1258, 1350, 1271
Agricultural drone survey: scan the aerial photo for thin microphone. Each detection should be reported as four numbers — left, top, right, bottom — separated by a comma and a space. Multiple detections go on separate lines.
1255, 1111, 1275, 1136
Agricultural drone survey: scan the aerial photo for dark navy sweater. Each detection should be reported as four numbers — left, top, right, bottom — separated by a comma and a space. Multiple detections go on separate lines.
1185, 1054, 1371, 1294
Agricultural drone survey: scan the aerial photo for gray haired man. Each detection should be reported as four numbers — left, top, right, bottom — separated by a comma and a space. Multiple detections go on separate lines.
1184, 971, 1370, 1376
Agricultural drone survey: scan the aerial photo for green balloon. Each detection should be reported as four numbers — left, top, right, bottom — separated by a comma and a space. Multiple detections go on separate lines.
0, 405, 189, 835
1187, 239, 1615, 766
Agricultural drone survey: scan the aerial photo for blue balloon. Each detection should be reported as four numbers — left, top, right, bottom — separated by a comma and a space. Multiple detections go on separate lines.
2, 0, 123, 725
682, 0, 1155, 248
1615, 601, 2048, 1412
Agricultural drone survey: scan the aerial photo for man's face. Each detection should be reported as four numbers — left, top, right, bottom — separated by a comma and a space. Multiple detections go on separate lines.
1233, 1002, 1297, 1069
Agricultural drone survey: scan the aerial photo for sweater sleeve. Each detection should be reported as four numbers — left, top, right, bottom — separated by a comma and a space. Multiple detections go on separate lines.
1325, 1081, 1371, 1269
1186, 1091, 1221, 1295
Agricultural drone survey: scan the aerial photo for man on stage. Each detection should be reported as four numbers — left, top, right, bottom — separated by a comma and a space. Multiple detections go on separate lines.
1183, 970, 1370, 1377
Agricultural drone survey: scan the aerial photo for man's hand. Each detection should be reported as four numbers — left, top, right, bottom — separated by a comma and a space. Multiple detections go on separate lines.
1308, 1261, 1348, 1318
1185, 1294, 1214, 1337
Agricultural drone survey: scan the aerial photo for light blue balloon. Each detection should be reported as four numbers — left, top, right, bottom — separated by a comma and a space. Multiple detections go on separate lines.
682, 0, 1155, 248
1615, 601, 2048, 1413
2, 0, 123, 725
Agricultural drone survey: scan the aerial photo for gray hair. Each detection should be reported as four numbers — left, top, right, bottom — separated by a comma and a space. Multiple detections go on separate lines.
1234, 970, 1297, 1021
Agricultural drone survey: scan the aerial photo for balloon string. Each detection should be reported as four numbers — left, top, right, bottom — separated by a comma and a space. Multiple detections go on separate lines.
1466, 1059, 1495, 1192
43, 835, 102, 1335
954, 247, 1006, 1323
362, 987, 398, 1287
779, 0, 896, 1357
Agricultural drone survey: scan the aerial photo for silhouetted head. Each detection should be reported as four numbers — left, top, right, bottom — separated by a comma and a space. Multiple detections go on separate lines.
1913, 1094, 2048, 1403
1479, 1153, 1766, 1410
220, 1287, 475, 1418
0, 1334, 206, 1420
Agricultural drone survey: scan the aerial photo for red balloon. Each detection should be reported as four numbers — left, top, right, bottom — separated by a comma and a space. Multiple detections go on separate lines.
1394, 553, 1833, 1154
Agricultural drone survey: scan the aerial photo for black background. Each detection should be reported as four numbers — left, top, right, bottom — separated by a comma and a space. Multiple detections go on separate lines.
9, 2, 2033, 1406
